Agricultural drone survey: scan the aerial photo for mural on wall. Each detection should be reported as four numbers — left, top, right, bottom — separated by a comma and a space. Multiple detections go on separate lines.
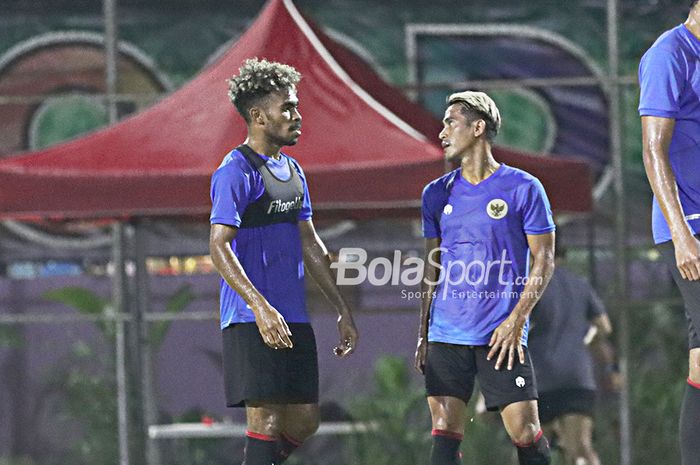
0, 32, 173, 248
0, 31, 172, 157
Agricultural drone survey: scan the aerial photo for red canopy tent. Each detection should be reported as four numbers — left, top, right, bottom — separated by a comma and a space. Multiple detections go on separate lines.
0, 0, 591, 221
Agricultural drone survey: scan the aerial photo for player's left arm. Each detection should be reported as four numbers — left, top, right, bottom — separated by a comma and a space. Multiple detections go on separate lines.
299, 219, 358, 357
488, 232, 555, 370
584, 293, 621, 391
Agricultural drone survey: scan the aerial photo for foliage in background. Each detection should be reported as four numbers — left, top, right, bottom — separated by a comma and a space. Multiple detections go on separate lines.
628, 300, 688, 464
160, 409, 232, 465
39, 284, 194, 465
458, 407, 514, 464
0, 326, 22, 349
345, 355, 431, 465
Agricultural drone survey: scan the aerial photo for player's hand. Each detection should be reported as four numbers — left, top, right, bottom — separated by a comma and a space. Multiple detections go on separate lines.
674, 233, 700, 281
253, 301, 293, 350
602, 369, 623, 393
334, 312, 358, 357
487, 314, 526, 370
414, 337, 428, 374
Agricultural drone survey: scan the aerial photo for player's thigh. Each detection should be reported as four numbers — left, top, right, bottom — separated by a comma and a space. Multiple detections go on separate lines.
283, 403, 320, 439
424, 342, 477, 406
500, 400, 542, 444
690, 347, 700, 382
474, 346, 538, 413
427, 395, 468, 433
658, 239, 700, 357
246, 402, 285, 435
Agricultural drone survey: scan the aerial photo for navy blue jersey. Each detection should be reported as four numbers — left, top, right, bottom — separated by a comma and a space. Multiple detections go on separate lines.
210, 147, 312, 329
528, 267, 607, 392
422, 164, 555, 346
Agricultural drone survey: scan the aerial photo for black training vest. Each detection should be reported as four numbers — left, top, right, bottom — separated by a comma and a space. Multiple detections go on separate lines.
237, 145, 304, 229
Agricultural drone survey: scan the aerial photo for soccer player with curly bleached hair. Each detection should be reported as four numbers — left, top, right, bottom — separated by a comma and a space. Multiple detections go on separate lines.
227, 58, 302, 123
210, 58, 358, 465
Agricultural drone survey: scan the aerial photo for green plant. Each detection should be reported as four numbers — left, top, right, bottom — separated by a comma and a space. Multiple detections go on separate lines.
0, 326, 23, 348
41, 283, 194, 465
627, 301, 688, 465
345, 356, 431, 465
163, 409, 232, 465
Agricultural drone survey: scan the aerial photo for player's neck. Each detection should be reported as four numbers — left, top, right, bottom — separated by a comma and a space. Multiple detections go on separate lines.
244, 136, 282, 160
685, 9, 700, 40
459, 149, 500, 185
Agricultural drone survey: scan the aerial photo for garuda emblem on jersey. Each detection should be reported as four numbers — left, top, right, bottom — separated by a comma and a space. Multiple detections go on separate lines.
487, 199, 508, 219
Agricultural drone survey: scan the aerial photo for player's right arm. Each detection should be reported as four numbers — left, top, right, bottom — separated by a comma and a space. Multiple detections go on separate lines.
415, 237, 441, 374
642, 116, 700, 280
209, 224, 293, 349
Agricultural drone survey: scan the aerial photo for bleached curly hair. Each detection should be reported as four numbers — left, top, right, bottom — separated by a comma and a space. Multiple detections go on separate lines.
227, 58, 302, 123
447, 91, 501, 142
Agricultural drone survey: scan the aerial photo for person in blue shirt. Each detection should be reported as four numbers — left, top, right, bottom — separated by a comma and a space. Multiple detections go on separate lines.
415, 91, 556, 465
209, 58, 358, 465
639, 3, 700, 464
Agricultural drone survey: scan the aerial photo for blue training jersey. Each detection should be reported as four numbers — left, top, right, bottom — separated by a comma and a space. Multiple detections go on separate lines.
421, 164, 555, 346
639, 24, 700, 244
210, 147, 312, 329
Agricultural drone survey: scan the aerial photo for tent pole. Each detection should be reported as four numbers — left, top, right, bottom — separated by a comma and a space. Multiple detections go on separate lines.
607, 0, 631, 464
134, 220, 161, 465
112, 222, 130, 465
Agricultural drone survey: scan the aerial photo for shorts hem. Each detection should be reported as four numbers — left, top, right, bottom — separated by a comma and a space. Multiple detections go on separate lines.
227, 397, 320, 408
424, 391, 471, 404
486, 394, 538, 412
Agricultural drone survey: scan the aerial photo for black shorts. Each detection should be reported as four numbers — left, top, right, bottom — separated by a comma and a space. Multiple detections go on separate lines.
658, 238, 700, 349
537, 388, 596, 424
222, 322, 319, 407
424, 342, 538, 411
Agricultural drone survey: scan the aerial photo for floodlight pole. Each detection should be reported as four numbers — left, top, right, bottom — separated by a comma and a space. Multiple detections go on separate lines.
104, 0, 118, 123
607, 0, 631, 464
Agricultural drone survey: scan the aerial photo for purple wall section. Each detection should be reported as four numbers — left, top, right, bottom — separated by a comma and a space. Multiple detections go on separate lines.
0, 273, 422, 455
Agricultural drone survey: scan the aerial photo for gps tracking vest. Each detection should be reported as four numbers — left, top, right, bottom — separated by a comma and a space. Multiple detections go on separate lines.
237, 145, 304, 228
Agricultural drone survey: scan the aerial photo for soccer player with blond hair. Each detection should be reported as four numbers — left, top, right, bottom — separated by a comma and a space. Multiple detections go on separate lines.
416, 91, 555, 465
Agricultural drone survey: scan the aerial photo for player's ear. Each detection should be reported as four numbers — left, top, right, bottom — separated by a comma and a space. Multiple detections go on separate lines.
249, 106, 265, 126
473, 119, 486, 138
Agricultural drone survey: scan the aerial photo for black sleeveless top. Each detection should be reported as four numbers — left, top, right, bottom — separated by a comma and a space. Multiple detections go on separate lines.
236, 145, 305, 229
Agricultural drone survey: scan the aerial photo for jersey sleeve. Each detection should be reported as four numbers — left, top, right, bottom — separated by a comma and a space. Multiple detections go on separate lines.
421, 183, 441, 238
291, 159, 313, 221
521, 178, 556, 235
210, 163, 254, 227
638, 46, 687, 118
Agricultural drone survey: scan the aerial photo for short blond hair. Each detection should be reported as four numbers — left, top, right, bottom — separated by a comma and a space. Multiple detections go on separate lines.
447, 91, 501, 142
227, 58, 302, 123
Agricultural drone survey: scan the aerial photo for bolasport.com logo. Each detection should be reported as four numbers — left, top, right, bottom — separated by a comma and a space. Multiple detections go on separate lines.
330, 247, 543, 301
